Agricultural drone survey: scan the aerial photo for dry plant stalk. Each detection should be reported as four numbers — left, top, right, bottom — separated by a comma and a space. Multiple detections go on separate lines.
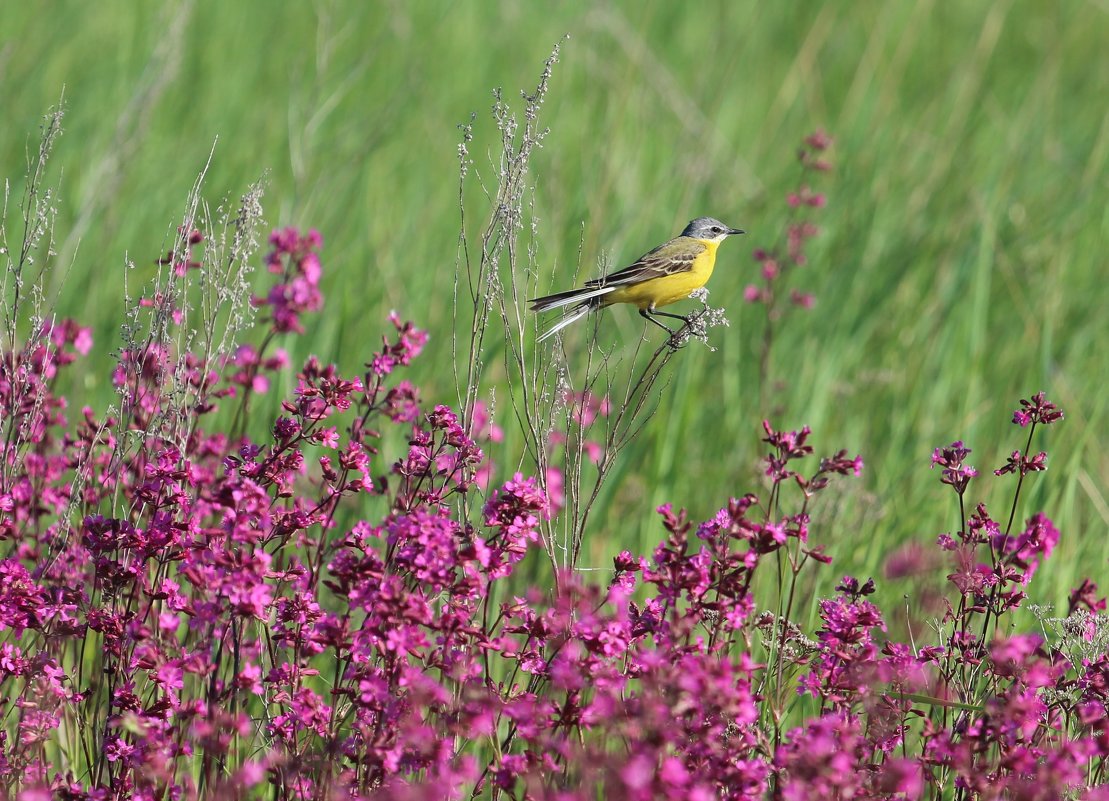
107, 147, 266, 498
0, 101, 65, 493
452, 41, 728, 585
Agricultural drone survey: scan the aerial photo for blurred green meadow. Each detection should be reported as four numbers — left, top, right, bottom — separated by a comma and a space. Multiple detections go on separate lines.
1, 0, 1105, 613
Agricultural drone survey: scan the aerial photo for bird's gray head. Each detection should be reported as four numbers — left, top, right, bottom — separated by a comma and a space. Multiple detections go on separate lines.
681, 216, 745, 241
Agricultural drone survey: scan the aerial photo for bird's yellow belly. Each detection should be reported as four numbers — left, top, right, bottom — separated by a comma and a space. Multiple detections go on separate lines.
603, 247, 717, 310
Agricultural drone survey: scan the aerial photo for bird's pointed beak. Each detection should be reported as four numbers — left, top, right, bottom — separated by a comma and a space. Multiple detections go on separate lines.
728, 227, 745, 236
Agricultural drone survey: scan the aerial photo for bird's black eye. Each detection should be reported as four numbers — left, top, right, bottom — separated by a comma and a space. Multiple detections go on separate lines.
711, 226, 722, 233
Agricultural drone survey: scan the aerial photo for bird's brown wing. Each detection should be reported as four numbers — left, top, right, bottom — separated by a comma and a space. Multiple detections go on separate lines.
583, 237, 706, 288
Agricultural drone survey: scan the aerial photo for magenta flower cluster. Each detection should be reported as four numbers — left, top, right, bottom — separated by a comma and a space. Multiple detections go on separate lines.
0, 224, 1102, 801
254, 227, 325, 334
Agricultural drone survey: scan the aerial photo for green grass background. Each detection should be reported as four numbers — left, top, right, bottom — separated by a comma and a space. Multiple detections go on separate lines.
1, 0, 1105, 617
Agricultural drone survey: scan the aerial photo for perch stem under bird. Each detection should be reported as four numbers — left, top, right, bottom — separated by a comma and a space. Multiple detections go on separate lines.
530, 216, 744, 342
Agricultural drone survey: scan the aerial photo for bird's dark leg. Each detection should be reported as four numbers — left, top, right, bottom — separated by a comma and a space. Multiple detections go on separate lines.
639, 308, 675, 336
650, 309, 692, 326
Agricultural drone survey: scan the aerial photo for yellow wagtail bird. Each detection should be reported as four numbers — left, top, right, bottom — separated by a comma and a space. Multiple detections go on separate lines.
530, 216, 745, 342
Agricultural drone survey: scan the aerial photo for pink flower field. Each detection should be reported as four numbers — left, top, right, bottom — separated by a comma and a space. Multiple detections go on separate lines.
1, 209, 1105, 799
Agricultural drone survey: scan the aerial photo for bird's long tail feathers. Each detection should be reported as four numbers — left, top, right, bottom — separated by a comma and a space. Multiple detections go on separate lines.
532, 285, 617, 342
529, 284, 614, 312
536, 302, 594, 342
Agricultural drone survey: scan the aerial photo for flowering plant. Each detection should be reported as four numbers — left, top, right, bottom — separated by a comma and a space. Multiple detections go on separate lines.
2, 226, 1098, 797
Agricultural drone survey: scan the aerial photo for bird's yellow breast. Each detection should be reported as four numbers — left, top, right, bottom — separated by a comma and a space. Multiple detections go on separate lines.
603, 238, 721, 310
